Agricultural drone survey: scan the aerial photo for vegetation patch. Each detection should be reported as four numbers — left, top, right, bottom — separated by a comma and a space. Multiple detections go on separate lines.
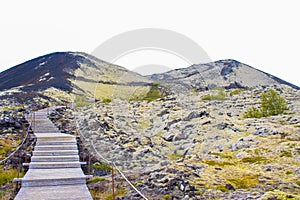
244, 89, 288, 118
163, 194, 172, 200
230, 89, 243, 96
203, 160, 234, 167
227, 174, 259, 189
103, 188, 127, 200
202, 88, 227, 101
168, 153, 184, 161
240, 156, 270, 164
210, 152, 233, 159
0, 167, 23, 186
280, 150, 293, 158
92, 162, 112, 172
216, 185, 230, 192
75, 95, 90, 107
0, 139, 18, 160
102, 98, 112, 103
89, 176, 106, 183
143, 83, 164, 101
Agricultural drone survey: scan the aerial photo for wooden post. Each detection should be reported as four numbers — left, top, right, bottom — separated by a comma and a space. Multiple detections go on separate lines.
88, 153, 91, 176
33, 112, 36, 132
16, 151, 22, 193
112, 165, 115, 200
24, 123, 28, 164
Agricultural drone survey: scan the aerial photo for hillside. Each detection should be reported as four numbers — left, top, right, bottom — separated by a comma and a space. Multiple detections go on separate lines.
73, 85, 300, 199
0, 52, 152, 105
0, 52, 299, 199
150, 59, 299, 93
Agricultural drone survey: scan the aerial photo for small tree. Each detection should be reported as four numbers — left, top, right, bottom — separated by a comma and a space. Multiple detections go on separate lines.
244, 89, 288, 118
260, 89, 288, 116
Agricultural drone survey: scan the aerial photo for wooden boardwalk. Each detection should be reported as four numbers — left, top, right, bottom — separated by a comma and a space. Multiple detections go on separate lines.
14, 108, 93, 200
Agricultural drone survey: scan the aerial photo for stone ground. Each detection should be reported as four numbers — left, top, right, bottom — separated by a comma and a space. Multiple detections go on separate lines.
70, 85, 300, 199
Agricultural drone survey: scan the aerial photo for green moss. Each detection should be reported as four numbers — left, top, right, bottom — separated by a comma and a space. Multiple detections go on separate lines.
230, 89, 243, 96
202, 88, 227, 101
143, 83, 164, 101
210, 152, 233, 159
240, 156, 269, 164
0, 168, 23, 185
156, 132, 164, 137
285, 171, 293, 175
203, 160, 234, 167
92, 162, 112, 172
75, 95, 90, 107
262, 190, 299, 200
191, 88, 198, 93
216, 185, 230, 192
163, 194, 172, 200
102, 98, 112, 103
89, 176, 105, 183
280, 150, 293, 158
168, 153, 184, 161
202, 95, 212, 101
105, 188, 127, 200
227, 174, 259, 189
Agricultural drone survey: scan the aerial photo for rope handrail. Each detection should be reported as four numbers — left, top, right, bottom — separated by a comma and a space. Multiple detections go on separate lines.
0, 112, 33, 164
90, 141, 149, 200
73, 103, 149, 200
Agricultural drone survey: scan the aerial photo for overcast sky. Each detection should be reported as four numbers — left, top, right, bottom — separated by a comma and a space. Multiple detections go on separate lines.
0, 0, 299, 86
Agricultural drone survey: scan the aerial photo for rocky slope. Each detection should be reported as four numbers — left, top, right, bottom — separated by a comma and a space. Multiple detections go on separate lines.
73, 85, 300, 199
150, 59, 299, 93
1, 52, 300, 199
0, 52, 152, 105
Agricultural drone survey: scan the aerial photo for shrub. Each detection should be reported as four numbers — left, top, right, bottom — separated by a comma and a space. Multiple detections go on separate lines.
244, 107, 263, 118
0, 168, 22, 185
244, 89, 288, 118
202, 88, 227, 101
230, 89, 243, 96
143, 83, 164, 101
260, 89, 288, 116
102, 98, 112, 103
92, 162, 112, 172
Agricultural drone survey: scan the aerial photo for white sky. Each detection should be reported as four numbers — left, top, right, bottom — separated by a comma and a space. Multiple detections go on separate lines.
0, 0, 299, 86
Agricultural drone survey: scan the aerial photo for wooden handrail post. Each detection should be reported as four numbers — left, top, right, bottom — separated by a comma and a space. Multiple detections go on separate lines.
88, 152, 91, 176
112, 164, 115, 200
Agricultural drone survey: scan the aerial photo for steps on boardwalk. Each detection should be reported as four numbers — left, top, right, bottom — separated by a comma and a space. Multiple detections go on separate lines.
33, 150, 79, 156
36, 140, 77, 146
31, 155, 79, 162
34, 145, 78, 151
14, 107, 93, 200
15, 184, 92, 200
34, 133, 76, 141
21, 168, 87, 187
28, 161, 82, 169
